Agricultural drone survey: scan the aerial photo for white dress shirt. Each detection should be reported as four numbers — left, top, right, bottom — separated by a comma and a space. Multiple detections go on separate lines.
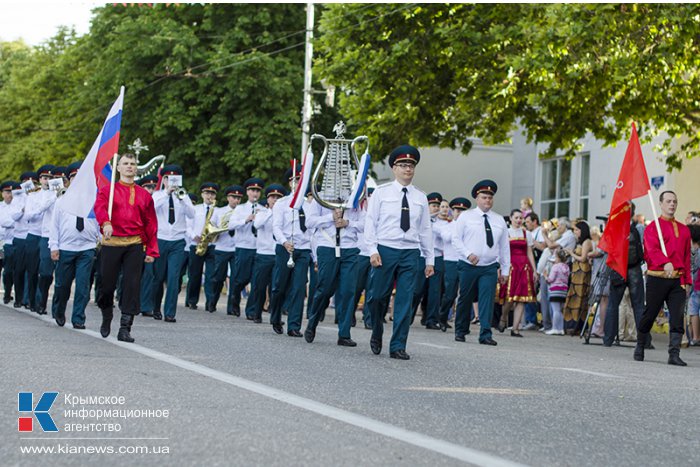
442, 221, 459, 262
363, 180, 434, 266
305, 199, 363, 249
452, 206, 511, 273
432, 217, 449, 257
0, 201, 17, 244
48, 205, 100, 252
253, 206, 275, 255
211, 205, 237, 252
24, 189, 55, 236
188, 203, 217, 243
152, 190, 195, 241
272, 195, 311, 250
9, 194, 28, 240
228, 200, 259, 249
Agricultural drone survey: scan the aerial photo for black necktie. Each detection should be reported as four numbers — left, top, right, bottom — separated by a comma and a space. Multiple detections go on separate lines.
483, 214, 494, 248
299, 207, 307, 233
251, 204, 257, 237
168, 194, 175, 224
76, 217, 84, 232
400, 187, 410, 232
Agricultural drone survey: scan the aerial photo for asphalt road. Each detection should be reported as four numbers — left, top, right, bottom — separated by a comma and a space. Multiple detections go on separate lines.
2, 297, 699, 467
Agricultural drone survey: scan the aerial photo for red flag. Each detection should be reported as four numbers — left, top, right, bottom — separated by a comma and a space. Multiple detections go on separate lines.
598, 123, 651, 279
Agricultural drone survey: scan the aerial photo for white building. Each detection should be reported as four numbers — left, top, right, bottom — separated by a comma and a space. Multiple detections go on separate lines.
374, 129, 700, 226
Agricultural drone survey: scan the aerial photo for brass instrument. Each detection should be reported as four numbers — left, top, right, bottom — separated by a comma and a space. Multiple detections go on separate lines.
176, 187, 188, 200
195, 205, 227, 256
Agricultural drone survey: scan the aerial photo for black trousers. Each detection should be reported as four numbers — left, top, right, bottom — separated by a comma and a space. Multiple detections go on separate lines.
97, 244, 145, 316
638, 276, 686, 335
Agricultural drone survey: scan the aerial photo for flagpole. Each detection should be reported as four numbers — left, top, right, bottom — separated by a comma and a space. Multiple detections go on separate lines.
647, 189, 668, 257
107, 153, 118, 221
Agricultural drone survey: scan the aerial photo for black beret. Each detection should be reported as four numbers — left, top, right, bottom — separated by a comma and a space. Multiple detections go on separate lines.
137, 175, 158, 187
161, 164, 183, 176
244, 177, 265, 190
67, 161, 82, 177
265, 184, 287, 198
1, 181, 15, 191
36, 165, 55, 177
284, 166, 302, 180
427, 192, 443, 204
200, 182, 220, 194
20, 171, 38, 182
388, 144, 420, 167
449, 197, 472, 211
225, 185, 244, 197
471, 179, 498, 199
52, 166, 66, 178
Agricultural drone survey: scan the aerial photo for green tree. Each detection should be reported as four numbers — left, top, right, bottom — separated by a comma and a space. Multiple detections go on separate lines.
316, 3, 700, 169
0, 3, 343, 193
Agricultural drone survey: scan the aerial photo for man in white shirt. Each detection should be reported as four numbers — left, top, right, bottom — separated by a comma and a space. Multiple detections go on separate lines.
210, 185, 243, 314
24, 165, 55, 314
303, 192, 364, 347
438, 197, 471, 331
542, 217, 576, 251
185, 182, 219, 310
0, 181, 19, 304
227, 177, 264, 317
245, 184, 286, 322
364, 145, 434, 360
37, 166, 65, 315
10, 173, 32, 309
269, 167, 312, 337
152, 165, 195, 322
452, 179, 511, 345
352, 187, 374, 329
49, 161, 100, 328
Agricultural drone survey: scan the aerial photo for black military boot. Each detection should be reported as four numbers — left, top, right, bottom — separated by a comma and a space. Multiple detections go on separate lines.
633, 332, 647, 361
668, 332, 687, 366
100, 307, 113, 338
117, 314, 135, 343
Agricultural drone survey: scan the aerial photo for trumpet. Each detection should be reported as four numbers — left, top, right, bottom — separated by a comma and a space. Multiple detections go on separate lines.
176, 187, 188, 200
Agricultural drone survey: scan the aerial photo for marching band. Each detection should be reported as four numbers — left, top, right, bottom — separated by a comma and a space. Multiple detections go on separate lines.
0, 140, 692, 366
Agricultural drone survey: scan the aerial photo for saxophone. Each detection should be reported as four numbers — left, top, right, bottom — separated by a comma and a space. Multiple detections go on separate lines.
195, 205, 229, 256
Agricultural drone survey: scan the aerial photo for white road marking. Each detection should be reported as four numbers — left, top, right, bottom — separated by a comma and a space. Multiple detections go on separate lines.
12, 307, 527, 467
550, 367, 622, 379
415, 342, 452, 350
404, 387, 537, 395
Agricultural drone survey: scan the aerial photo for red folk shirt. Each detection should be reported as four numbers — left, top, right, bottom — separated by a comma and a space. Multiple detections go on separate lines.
94, 180, 159, 258
643, 216, 692, 286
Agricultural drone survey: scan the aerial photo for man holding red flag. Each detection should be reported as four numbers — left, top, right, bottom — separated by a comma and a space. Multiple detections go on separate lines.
635, 191, 692, 366
598, 123, 652, 347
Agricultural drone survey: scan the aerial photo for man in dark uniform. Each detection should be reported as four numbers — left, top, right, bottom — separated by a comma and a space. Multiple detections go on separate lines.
211, 185, 243, 313
452, 180, 510, 345
186, 182, 219, 310
137, 174, 158, 317
364, 145, 434, 360
439, 197, 471, 332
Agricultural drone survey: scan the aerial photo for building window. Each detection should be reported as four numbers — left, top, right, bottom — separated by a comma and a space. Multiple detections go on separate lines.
540, 158, 571, 220
579, 153, 590, 219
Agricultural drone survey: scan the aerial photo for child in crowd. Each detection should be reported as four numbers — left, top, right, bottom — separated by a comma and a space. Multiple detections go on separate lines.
546, 249, 570, 335
520, 197, 533, 219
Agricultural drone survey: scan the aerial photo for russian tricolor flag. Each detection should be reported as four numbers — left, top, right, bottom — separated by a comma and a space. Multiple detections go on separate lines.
57, 87, 124, 218
289, 148, 314, 210
344, 149, 371, 209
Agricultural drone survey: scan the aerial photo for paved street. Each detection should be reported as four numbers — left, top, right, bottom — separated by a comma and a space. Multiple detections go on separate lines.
2, 297, 699, 467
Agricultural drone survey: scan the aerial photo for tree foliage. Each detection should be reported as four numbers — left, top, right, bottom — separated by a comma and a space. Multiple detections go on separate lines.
317, 3, 700, 169
0, 4, 340, 191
